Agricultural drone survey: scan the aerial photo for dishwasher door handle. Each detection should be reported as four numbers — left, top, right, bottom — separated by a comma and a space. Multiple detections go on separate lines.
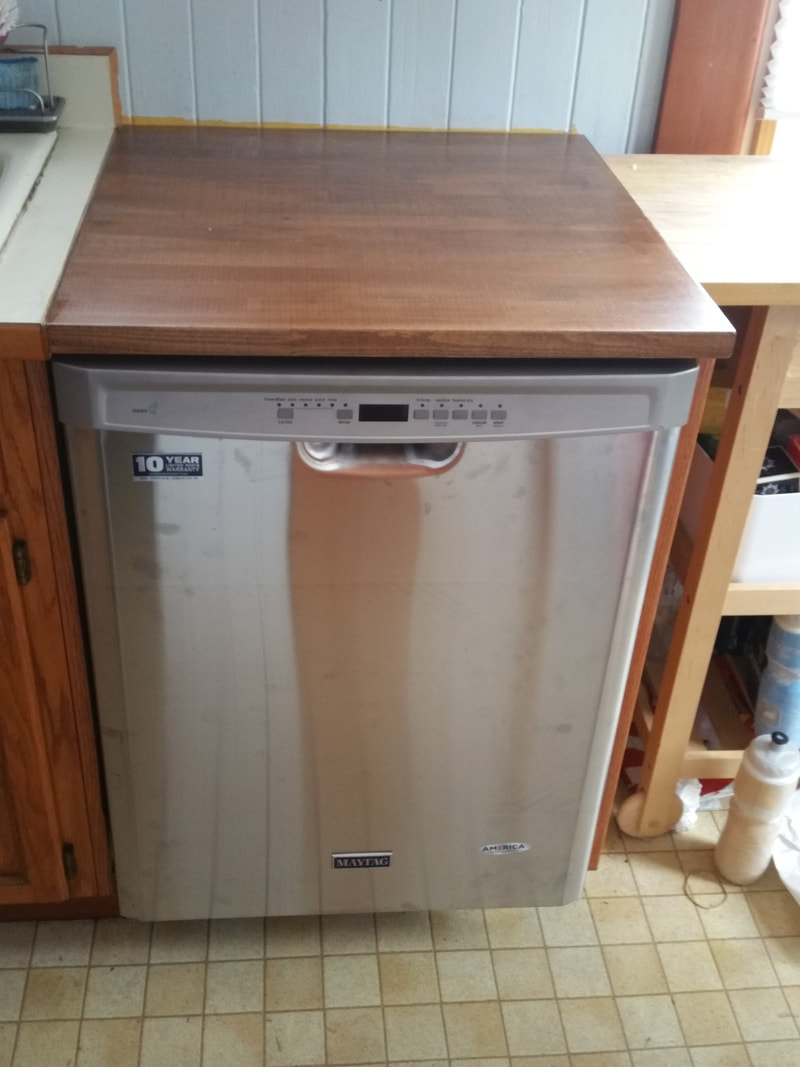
296, 441, 465, 477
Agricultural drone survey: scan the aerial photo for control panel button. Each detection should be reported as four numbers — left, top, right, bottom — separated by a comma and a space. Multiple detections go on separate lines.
471, 410, 488, 421
432, 409, 450, 420
452, 409, 469, 420
337, 409, 353, 420
490, 410, 507, 421
277, 408, 294, 420
413, 409, 430, 420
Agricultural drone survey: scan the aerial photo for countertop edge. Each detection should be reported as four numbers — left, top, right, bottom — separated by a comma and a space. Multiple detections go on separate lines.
46, 323, 734, 361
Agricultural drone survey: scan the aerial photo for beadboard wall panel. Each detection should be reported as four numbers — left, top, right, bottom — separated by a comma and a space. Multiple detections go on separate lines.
260, 1, 324, 126
192, 0, 260, 123
449, 0, 521, 129
511, 0, 584, 131
572, 0, 650, 152
15, 0, 58, 45
55, 1, 131, 118
125, 0, 195, 120
325, 0, 391, 127
627, 0, 677, 151
12, 0, 62, 84
389, 0, 455, 129
34, 0, 675, 152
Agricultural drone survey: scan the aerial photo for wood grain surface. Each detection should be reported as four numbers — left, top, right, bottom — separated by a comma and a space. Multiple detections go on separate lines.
605, 154, 800, 307
0, 361, 111, 902
47, 129, 732, 359
655, 0, 773, 155
0, 325, 47, 362
0, 364, 70, 905
25, 362, 114, 899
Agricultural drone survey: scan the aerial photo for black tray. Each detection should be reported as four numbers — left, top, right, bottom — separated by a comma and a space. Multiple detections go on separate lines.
0, 95, 64, 133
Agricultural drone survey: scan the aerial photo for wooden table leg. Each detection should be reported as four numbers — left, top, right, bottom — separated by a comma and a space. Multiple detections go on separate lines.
618, 304, 800, 838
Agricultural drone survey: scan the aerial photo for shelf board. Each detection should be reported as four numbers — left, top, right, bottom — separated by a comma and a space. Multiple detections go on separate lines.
636, 659, 750, 783
722, 582, 800, 615
680, 747, 744, 780
671, 519, 800, 614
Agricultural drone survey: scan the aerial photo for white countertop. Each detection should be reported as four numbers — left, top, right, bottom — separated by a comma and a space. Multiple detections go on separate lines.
0, 126, 113, 323
0, 132, 57, 250
0, 54, 116, 326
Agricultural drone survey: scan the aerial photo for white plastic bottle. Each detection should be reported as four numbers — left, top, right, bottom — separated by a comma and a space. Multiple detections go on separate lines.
714, 731, 800, 885
754, 615, 800, 743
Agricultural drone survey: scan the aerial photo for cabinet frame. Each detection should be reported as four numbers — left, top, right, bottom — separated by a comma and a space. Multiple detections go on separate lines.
0, 355, 113, 907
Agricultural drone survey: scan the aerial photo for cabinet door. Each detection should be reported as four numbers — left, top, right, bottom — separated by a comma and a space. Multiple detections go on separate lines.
0, 511, 68, 902
0, 358, 112, 907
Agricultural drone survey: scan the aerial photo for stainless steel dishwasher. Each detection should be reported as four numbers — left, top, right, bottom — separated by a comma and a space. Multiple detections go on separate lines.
54, 357, 696, 921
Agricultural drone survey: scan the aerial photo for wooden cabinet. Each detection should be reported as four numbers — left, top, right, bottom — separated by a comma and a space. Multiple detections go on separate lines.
0, 353, 114, 911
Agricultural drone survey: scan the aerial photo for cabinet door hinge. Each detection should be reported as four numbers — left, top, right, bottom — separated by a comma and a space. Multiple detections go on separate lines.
12, 539, 31, 585
62, 843, 78, 880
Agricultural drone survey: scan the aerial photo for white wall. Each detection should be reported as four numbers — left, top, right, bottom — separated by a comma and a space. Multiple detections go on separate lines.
19, 0, 675, 152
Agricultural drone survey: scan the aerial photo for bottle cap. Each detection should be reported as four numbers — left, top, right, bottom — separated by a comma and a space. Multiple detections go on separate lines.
743, 732, 800, 781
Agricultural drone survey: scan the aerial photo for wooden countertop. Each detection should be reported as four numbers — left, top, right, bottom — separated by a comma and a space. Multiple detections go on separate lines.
46, 129, 731, 360
606, 154, 800, 308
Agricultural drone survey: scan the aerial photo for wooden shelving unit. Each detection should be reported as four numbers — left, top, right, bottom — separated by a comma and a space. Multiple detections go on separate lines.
601, 154, 800, 840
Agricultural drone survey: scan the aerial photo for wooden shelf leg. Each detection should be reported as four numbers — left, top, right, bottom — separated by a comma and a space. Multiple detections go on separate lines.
620, 305, 800, 838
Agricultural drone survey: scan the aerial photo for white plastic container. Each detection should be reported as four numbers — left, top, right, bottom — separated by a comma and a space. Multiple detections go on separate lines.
714, 731, 800, 885
681, 443, 800, 582
755, 616, 800, 742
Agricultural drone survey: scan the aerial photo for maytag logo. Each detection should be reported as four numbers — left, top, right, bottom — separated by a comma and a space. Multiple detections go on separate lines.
332, 852, 392, 870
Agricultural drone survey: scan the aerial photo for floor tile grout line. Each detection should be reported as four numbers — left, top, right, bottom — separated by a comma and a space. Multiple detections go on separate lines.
9, 967, 24, 1067
629, 850, 743, 1038
719, 985, 752, 1055
136, 999, 144, 1067
145, 917, 154, 985
73, 918, 97, 1063
262, 934, 268, 1067
199, 927, 210, 1067
538, 910, 568, 1059
374, 921, 390, 1063
432, 911, 453, 1063
575, 885, 632, 1057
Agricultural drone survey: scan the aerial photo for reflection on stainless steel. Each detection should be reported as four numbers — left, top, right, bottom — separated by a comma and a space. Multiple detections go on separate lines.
54, 359, 695, 920
296, 440, 465, 476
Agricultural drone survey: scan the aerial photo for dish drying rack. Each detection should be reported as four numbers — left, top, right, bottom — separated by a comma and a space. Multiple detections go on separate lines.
0, 24, 64, 132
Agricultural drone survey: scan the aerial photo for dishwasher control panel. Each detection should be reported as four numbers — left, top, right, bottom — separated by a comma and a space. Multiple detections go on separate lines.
53, 359, 697, 441
262, 392, 510, 436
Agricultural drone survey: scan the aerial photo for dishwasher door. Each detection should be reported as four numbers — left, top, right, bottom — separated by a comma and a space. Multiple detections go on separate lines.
54, 358, 695, 920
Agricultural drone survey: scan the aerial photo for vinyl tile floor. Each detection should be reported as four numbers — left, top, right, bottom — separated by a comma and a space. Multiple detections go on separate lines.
2, 809, 800, 1066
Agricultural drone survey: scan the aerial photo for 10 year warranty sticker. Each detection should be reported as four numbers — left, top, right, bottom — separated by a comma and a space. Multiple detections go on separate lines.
132, 453, 203, 479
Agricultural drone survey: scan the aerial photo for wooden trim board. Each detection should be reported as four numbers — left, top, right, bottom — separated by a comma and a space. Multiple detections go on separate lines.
655, 0, 774, 153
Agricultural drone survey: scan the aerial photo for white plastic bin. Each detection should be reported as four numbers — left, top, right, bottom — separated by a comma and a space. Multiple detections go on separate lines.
681, 443, 800, 583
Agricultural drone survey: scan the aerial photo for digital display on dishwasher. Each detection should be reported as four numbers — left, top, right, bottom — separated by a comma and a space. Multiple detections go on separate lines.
358, 404, 410, 422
